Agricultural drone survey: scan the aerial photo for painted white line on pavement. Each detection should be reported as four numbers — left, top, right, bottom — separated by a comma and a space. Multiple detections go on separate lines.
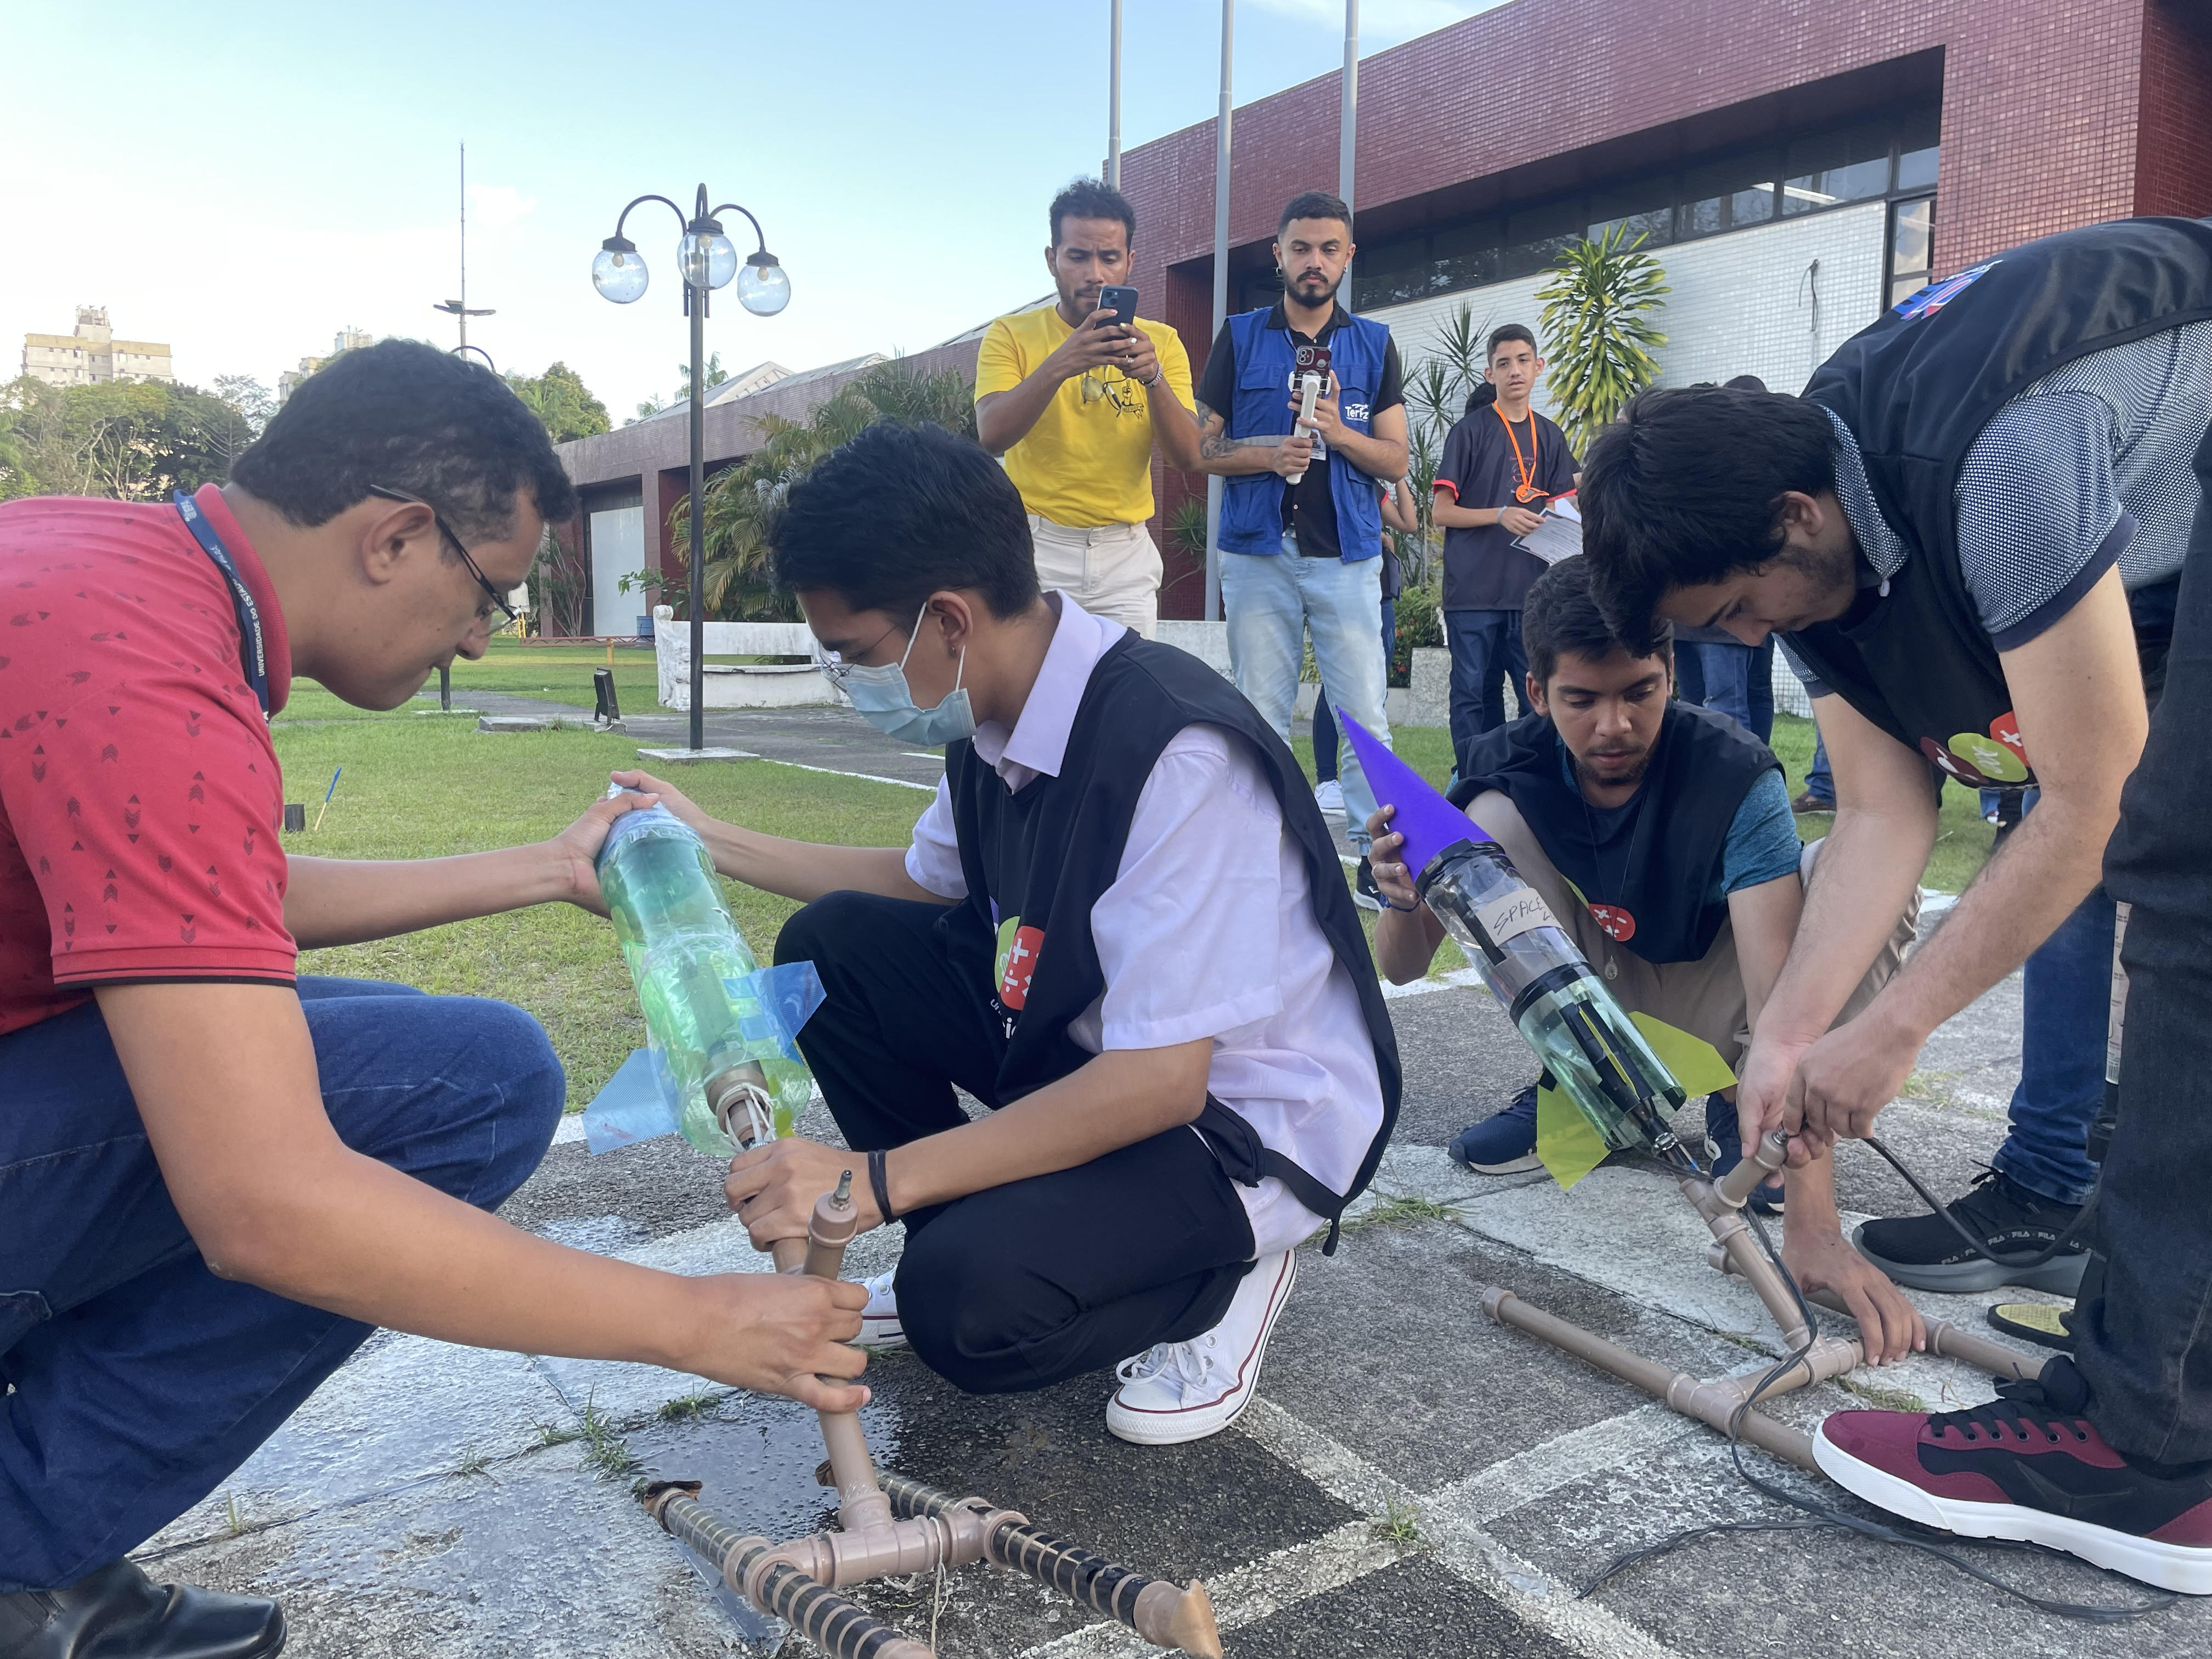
756, 757, 938, 792
1427, 1403, 1697, 1528
1235, 1397, 1680, 1659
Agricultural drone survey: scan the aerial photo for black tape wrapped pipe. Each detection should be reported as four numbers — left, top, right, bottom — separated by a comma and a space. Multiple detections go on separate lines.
653, 1489, 918, 1659
882, 1473, 1155, 1630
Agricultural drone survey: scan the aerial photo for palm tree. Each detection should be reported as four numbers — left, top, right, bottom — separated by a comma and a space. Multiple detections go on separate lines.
668, 359, 980, 619
1396, 301, 1493, 590
1536, 224, 1670, 455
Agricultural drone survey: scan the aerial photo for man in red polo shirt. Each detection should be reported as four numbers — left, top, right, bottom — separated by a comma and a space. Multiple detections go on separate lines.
0, 342, 865, 1659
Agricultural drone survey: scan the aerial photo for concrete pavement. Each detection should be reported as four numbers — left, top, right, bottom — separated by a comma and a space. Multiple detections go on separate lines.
135, 698, 2200, 1658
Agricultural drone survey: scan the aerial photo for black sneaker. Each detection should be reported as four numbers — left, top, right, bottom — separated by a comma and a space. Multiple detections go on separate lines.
1852, 1168, 2088, 1294
1353, 856, 1384, 913
0, 1560, 285, 1659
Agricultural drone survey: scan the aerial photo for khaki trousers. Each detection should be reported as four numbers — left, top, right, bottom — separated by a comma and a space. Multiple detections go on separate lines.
1466, 791, 1919, 1074
1029, 515, 1161, 638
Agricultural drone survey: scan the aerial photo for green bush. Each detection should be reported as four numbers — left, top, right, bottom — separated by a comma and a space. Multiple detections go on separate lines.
1391, 583, 1442, 687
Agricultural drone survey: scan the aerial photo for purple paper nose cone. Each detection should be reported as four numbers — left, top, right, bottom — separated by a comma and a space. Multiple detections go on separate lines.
1339, 712, 1483, 878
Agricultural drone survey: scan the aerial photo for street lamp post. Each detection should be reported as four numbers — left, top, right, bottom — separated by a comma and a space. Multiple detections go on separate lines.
592, 184, 789, 753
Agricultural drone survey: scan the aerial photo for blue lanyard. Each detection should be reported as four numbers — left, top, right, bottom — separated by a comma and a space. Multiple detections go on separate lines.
172, 490, 269, 714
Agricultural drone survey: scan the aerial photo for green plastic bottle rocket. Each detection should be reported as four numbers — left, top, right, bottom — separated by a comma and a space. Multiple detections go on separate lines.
595, 790, 813, 1157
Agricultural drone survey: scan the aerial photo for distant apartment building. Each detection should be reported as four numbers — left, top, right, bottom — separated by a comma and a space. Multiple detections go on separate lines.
277, 326, 377, 404
20, 307, 174, 388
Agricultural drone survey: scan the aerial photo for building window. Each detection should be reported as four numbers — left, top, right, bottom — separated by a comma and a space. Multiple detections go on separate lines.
1887, 196, 1935, 307
1347, 102, 1938, 313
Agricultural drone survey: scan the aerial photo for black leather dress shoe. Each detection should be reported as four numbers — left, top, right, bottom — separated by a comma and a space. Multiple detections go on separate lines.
0, 1561, 284, 1659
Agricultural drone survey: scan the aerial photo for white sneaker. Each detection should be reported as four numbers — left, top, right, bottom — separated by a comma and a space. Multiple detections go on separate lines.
856, 1269, 906, 1352
1313, 780, 1345, 816
1106, 1250, 1297, 1446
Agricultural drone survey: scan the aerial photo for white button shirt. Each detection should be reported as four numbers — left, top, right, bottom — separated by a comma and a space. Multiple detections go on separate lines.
904, 594, 1384, 1256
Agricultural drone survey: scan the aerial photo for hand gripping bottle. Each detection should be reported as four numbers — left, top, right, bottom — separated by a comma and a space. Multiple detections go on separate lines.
595, 791, 814, 1157
1338, 715, 1698, 1172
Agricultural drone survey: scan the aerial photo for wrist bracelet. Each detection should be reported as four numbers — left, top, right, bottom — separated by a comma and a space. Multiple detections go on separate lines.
867, 1147, 898, 1224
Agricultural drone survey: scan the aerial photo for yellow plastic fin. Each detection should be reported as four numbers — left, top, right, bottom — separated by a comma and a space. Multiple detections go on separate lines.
1626, 1013, 1737, 1099
1535, 1083, 1610, 1190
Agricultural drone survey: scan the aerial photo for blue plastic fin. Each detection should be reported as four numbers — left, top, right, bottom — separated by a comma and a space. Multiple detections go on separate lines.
582, 1047, 682, 1155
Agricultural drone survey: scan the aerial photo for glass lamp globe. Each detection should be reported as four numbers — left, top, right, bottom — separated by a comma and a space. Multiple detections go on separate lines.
738, 253, 792, 316
591, 239, 648, 304
679, 230, 738, 290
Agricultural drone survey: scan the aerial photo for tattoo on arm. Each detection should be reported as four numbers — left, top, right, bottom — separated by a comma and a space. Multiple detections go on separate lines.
1194, 402, 1237, 460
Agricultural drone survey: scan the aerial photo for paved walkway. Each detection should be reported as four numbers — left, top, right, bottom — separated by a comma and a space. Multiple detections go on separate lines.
136, 699, 2202, 1659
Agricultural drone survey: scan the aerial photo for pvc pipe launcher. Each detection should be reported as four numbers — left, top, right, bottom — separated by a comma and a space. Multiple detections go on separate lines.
1340, 715, 2050, 1473
640, 1176, 1224, 1659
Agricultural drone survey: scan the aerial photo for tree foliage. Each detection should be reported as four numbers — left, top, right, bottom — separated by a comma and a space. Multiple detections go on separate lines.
1536, 224, 1670, 456
666, 360, 978, 620
0, 376, 253, 503
505, 361, 612, 444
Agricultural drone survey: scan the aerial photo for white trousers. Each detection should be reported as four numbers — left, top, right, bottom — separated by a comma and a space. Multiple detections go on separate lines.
1028, 515, 1162, 638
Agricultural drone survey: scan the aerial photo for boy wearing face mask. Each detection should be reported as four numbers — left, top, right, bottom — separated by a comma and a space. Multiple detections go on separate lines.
614, 422, 1398, 1446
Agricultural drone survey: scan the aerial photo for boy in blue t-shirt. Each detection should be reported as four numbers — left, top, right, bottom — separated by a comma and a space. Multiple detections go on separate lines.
1365, 557, 1923, 1362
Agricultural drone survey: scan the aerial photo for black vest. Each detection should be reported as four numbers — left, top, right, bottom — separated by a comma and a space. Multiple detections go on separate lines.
941, 634, 1401, 1250
1449, 704, 1779, 965
1789, 215, 2212, 787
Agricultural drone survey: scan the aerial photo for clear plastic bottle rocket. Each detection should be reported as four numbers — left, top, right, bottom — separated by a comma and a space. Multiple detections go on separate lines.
595, 789, 815, 1158
1338, 716, 1700, 1172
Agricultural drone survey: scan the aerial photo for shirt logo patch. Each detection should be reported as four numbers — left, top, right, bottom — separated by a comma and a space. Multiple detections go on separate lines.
1893, 259, 1999, 319
995, 917, 1045, 1011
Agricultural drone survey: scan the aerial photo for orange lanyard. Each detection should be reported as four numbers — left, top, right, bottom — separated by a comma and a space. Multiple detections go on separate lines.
1496, 405, 1543, 501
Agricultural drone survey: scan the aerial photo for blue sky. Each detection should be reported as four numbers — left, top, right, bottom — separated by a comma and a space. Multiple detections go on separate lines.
1, 0, 1502, 420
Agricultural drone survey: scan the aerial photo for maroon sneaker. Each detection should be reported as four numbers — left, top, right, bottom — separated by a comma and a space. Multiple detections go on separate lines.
1814, 1370, 2212, 1594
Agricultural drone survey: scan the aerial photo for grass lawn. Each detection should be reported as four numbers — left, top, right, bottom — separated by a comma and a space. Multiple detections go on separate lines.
270, 717, 927, 1109
1290, 709, 1994, 895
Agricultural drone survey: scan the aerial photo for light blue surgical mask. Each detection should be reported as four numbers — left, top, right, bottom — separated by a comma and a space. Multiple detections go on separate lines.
823, 603, 977, 747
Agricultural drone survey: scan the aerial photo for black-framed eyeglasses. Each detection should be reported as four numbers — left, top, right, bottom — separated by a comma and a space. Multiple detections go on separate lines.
812, 615, 908, 688
366, 484, 519, 625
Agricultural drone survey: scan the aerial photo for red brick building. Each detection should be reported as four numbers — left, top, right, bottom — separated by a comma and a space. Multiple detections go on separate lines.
555, 0, 2211, 629
1120, 0, 2212, 615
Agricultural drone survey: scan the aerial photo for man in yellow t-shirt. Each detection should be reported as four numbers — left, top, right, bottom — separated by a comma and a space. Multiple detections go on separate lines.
975, 179, 1201, 637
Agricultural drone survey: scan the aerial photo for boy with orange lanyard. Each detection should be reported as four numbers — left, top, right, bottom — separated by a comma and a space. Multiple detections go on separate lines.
1433, 325, 1579, 780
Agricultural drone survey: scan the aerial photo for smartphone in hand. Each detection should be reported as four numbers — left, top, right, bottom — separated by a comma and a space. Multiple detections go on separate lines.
1096, 285, 1138, 326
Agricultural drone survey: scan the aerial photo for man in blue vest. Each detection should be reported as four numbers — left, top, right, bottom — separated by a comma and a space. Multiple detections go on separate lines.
1577, 216, 2212, 1592
1193, 190, 1409, 911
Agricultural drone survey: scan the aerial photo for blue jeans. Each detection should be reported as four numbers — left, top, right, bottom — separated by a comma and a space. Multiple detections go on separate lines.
1312, 596, 1396, 786
1222, 538, 1391, 853
1988, 792, 2111, 1206
1803, 729, 1835, 807
1680, 639, 1775, 744
0, 978, 566, 1590
1445, 608, 1528, 779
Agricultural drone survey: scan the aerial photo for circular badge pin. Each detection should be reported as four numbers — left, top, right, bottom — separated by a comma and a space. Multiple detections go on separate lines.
1589, 902, 1637, 943
1920, 735, 1990, 785
1949, 731, 2028, 783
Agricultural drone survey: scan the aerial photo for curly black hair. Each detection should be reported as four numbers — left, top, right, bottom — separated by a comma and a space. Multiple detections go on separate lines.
232, 338, 577, 540
1049, 178, 1136, 248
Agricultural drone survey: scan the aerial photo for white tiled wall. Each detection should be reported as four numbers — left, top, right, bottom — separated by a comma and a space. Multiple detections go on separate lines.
1367, 200, 1892, 417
